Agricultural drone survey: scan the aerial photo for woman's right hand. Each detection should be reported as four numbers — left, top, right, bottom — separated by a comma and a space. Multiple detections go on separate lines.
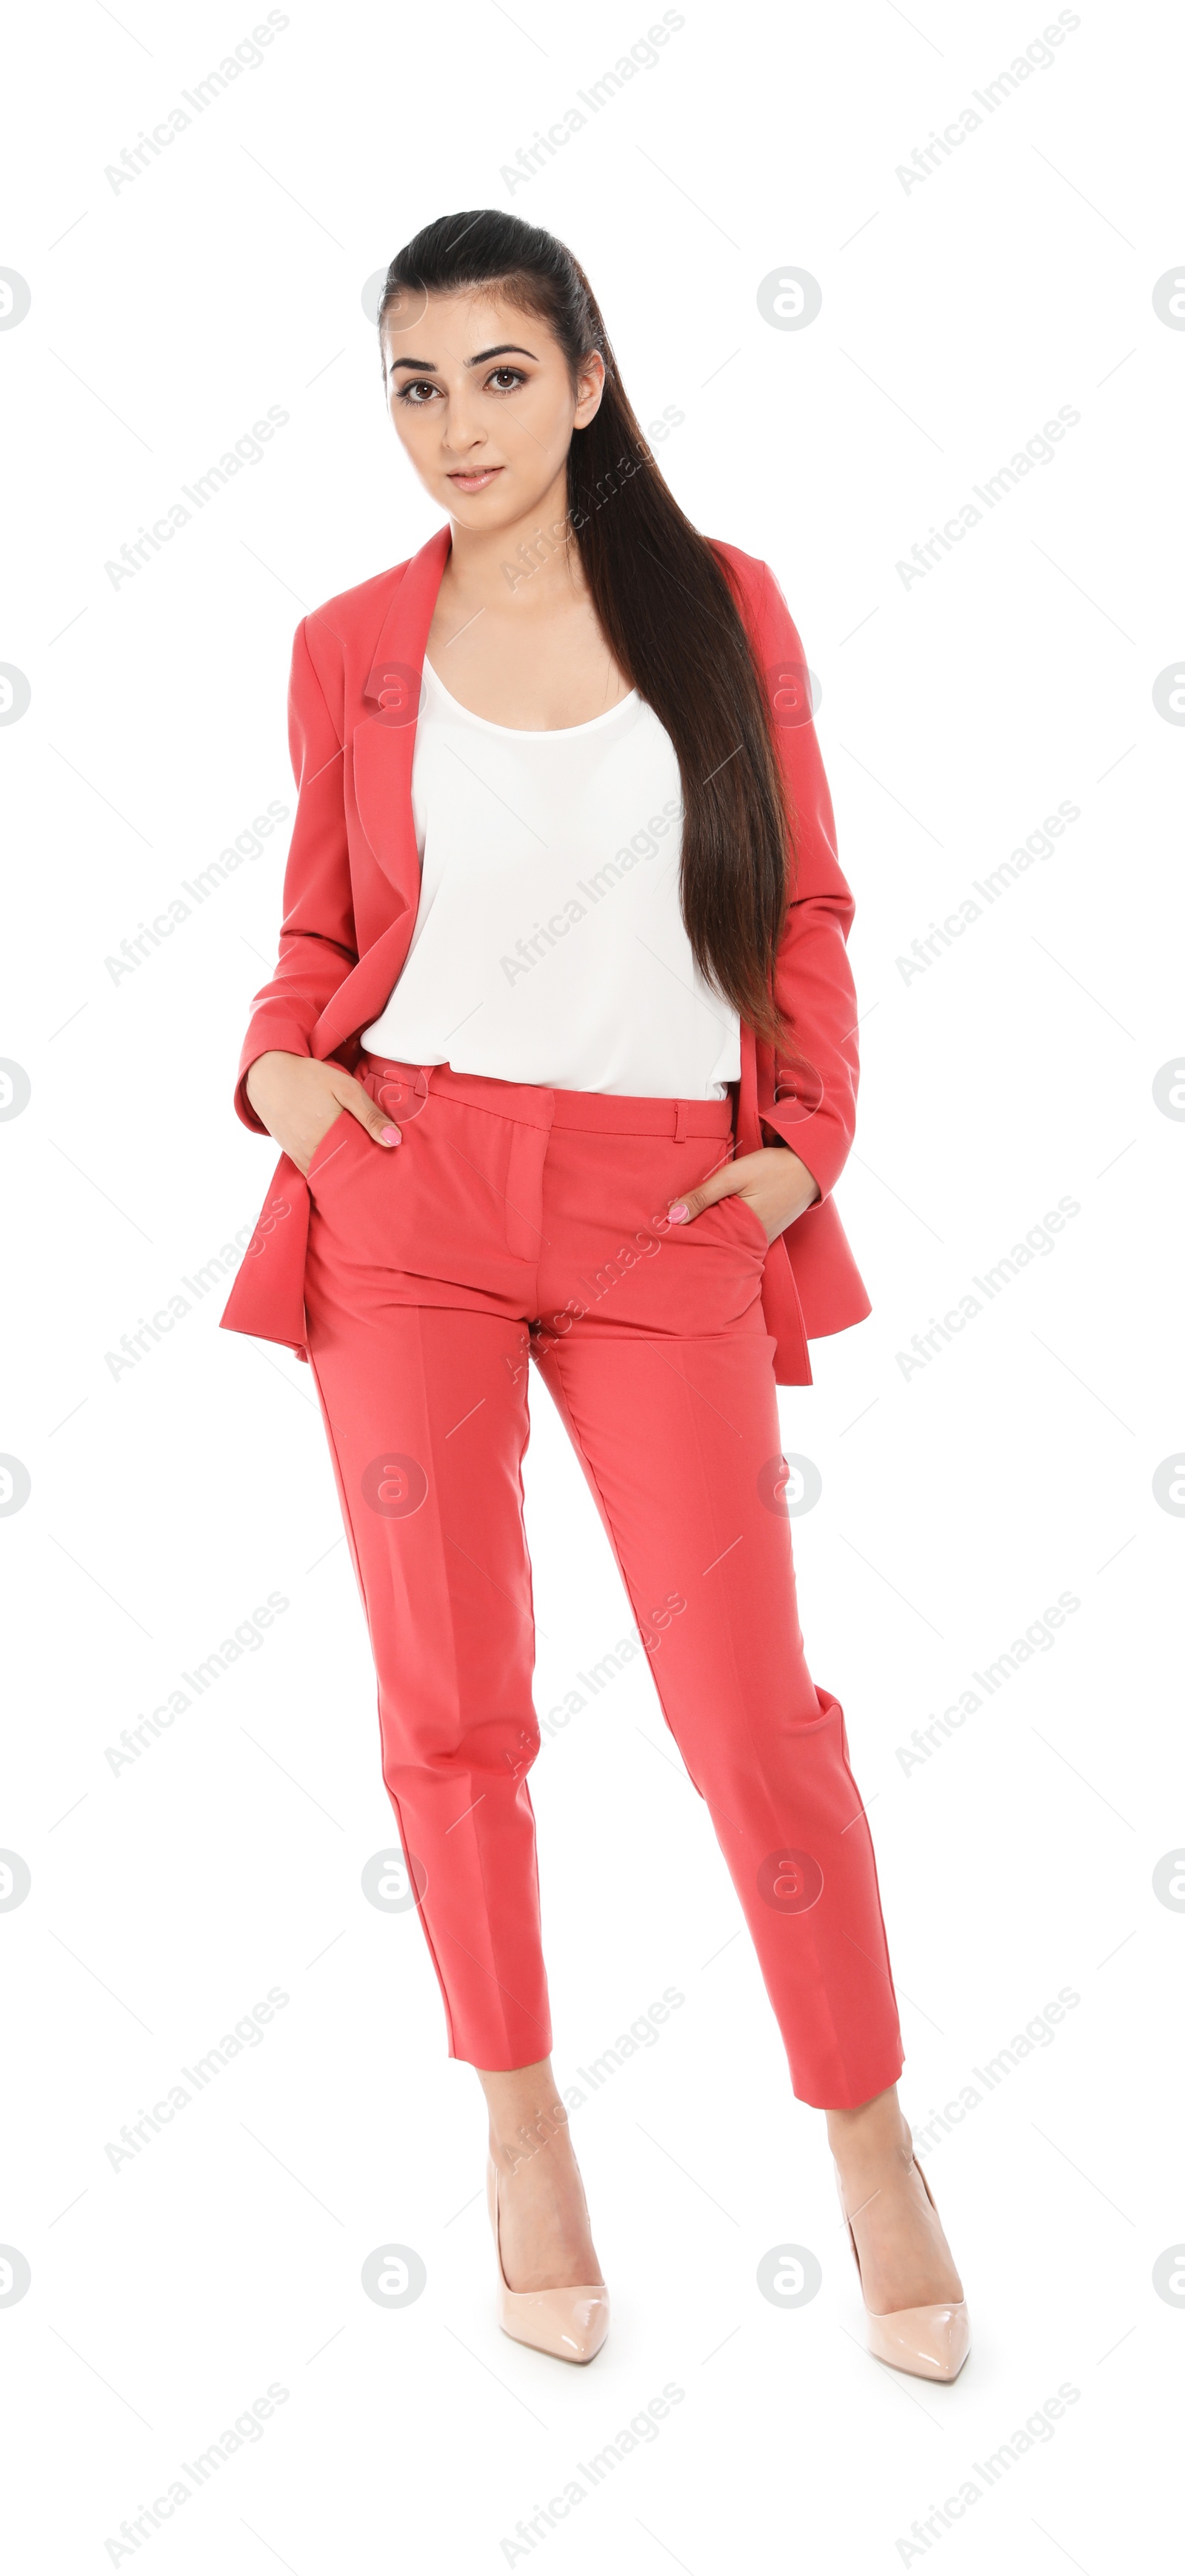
244, 1051, 401, 1176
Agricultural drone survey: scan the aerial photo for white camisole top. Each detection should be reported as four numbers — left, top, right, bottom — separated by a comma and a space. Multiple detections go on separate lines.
360, 655, 741, 1099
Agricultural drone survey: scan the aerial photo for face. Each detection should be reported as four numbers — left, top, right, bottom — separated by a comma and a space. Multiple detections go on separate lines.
380, 285, 606, 530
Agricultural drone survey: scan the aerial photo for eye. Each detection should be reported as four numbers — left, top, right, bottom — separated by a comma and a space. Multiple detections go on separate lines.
395, 378, 440, 405
487, 367, 527, 392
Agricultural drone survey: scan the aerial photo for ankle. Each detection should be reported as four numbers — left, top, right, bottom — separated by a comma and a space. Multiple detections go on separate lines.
828, 2103, 915, 2179
489, 2108, 572, 2180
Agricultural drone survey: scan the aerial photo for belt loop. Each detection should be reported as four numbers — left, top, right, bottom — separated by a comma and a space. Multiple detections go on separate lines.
672, 1101, 688, 1141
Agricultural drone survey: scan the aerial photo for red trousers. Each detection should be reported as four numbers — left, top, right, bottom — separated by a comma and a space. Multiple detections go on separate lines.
302, 1055, 904, 2109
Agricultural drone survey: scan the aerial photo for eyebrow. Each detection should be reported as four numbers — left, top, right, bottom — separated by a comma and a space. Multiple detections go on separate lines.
387, 343, 539, 372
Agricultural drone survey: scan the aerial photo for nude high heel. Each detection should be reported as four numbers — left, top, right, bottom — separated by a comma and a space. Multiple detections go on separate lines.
486, 2158, 610, 2365
834, 2155, 970, 2383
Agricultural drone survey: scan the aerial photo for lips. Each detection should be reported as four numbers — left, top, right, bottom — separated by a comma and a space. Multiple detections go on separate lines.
447, 467, 503, 488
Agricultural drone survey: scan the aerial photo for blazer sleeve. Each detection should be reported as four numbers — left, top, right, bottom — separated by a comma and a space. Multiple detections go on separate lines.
754, 561, 860, 1204
233, 616, 359, 1132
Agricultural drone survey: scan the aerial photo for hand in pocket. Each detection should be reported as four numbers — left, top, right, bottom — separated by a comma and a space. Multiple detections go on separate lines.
244, 1052, 403, 1177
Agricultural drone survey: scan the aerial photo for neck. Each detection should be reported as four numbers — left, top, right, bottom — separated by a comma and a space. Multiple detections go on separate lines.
444, 464, 584, 613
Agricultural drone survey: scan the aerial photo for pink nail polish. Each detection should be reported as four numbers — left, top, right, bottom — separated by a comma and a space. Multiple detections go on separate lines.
669, 1201, 689, 1222
380, 1124, 401, 1145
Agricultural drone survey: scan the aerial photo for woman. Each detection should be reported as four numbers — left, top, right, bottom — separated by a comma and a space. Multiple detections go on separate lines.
221, 210, 967, 2380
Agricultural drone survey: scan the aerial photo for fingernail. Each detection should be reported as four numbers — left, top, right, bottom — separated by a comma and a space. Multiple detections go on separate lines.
380, 1124, 401, 1145
668, 1201, 689, 1222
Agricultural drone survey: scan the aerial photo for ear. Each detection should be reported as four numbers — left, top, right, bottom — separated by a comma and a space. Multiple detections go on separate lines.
573, 349, 607, 428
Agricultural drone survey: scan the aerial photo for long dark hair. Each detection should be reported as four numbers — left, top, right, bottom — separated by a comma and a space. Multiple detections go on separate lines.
377, 210, 793, 1045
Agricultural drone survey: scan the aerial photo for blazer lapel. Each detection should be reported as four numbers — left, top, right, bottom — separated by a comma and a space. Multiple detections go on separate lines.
350, 521, 452, 910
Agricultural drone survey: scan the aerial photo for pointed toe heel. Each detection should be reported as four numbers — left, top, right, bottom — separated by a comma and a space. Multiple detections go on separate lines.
486, 2158, 610, 2366
834, 2155, 969, 2384
864, 2297, 970, 2382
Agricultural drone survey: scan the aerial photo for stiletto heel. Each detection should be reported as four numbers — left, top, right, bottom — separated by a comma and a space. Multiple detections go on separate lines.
834, 2155, 969, 2383
486, 2158, 610, 2365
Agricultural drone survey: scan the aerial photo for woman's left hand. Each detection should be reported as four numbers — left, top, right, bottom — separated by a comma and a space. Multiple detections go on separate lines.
667, 1144, 821, 1245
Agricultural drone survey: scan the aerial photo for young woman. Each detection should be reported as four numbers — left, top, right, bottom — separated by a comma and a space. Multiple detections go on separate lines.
222, 210, 968, 2380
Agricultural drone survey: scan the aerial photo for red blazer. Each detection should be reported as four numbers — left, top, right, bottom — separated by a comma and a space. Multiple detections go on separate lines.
221, 524, 871, 1382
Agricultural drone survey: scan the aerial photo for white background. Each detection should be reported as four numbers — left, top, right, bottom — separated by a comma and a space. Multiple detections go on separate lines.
2, 1, 1181, 2568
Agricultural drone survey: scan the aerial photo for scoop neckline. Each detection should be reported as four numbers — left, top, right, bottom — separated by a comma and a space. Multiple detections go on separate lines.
423, 655, 638, 738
